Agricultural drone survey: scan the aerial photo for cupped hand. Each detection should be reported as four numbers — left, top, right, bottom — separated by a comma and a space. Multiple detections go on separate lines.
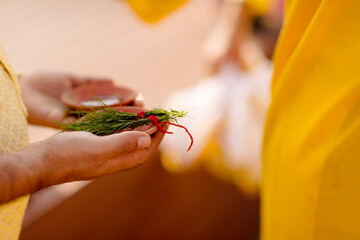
0, 127, 167, 204
20, 71, 113, 128
23, 125, 167, 189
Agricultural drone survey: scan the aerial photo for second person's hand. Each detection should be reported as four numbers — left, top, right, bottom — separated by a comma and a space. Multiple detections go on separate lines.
20, 71, 113, 128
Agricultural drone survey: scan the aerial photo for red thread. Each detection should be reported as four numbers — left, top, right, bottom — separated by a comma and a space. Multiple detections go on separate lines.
149, 115, 193, 151
148, 115, 173, 134
137, 111, 146, 118
163, 121, 194, 151
114, 112, 194, 150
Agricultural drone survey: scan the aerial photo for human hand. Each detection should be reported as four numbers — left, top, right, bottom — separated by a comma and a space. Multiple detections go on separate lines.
24, 126, 167, 187
20, 71, 113, 128
0, 127, 167, 204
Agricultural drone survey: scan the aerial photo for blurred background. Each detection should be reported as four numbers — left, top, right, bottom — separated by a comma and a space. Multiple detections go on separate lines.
0, 0, 282, 239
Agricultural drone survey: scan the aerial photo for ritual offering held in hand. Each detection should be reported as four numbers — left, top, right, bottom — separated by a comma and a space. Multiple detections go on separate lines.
59, 92, 193, 151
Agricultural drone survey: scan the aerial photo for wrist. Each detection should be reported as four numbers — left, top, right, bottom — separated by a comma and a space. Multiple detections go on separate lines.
17, 141, 68, 193
0, 152, 41, 203
17, 145, 50, 193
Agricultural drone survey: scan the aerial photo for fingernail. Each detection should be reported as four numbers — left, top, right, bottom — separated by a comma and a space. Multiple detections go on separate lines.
138, 136, 151, 149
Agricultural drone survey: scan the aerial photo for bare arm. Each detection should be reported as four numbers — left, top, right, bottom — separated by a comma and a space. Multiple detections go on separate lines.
0, 152, 36, 204
0, 71, 163, 204
0, 129, 166, 204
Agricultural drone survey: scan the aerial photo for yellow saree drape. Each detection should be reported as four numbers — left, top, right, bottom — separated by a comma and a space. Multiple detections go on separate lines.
262, 0, 360, 239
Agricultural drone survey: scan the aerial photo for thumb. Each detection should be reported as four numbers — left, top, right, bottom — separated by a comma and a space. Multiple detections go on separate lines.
98, 131, 151, 156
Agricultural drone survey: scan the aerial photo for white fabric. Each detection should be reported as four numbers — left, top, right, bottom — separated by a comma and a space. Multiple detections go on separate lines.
160, 60, 272, 183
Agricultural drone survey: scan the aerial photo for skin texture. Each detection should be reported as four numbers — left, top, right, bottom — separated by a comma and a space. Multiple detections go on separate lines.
20, 72, 144, 127
0, 72, 165, 204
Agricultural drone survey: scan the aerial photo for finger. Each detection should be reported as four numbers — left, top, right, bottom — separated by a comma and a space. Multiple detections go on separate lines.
133, 93, 145, 107
97, 127, 168, 174
24, 92, 68, 128
45, 108, 67, 128
63, 115, 78, 125
133, 99, 144, 107
68, 75, 114, 87
97, 131, 151, 157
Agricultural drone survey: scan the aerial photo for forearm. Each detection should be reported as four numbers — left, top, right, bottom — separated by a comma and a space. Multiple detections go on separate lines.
0, 130, 155, 204
0, 151, 39, 204
0, 143, 63, 204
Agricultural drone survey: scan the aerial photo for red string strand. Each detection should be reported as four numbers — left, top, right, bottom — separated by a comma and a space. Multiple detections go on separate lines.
162, 121, 194, 151
137, 111, 146, 118
148, 115, 173, 134
147, 114, 193, 151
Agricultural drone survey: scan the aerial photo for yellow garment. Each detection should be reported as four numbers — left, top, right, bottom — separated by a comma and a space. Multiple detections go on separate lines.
0, 46, 29, 240
125, 0, 268, 23
125, 0, 189, 23
262, 0, 360, 239
227, 0, 268, 16
129, 0, 360, 239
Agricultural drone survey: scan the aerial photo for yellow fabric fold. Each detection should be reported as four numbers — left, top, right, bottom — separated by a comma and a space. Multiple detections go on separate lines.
262, 1, 360, 239
125, 0, 189, 23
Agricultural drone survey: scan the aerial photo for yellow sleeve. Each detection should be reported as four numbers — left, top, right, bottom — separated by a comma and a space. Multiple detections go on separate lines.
125, 0, 189, 23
